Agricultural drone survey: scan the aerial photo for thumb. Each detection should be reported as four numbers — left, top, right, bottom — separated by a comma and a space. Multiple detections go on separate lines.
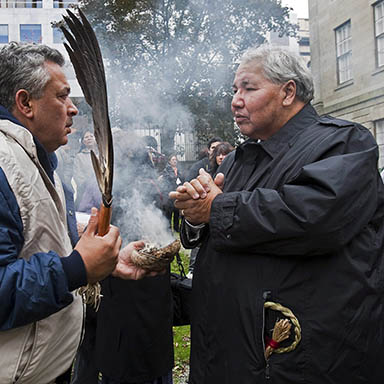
198, 168, 211, 178
198, 168, 214, 190
214, 173, 225, 190
84, 207, 99, 236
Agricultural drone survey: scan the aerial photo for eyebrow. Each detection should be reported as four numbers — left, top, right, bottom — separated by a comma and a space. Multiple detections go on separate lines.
233, 80, 251, 88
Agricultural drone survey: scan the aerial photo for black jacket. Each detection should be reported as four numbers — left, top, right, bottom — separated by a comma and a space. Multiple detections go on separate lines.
95, 151, 174, 382
181, 104, 384, 384
187, 157, 209, 181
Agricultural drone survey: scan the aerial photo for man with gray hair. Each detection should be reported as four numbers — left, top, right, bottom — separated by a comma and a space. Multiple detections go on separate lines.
170, 45, 384, 383
0, 42, 149, 384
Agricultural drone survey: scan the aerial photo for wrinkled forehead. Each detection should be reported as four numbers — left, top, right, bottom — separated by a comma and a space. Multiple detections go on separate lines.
234, 62, 265, 83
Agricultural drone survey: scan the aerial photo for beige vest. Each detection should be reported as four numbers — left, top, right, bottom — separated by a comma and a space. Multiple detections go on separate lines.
0, 120, 83, 384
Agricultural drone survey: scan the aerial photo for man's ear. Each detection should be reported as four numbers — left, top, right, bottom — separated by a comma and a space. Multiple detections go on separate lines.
281, 80, 296, 107
14, 89, 33, 118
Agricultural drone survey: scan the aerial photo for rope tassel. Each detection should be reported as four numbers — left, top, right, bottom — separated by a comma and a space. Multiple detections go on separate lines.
264, 301, 302, 360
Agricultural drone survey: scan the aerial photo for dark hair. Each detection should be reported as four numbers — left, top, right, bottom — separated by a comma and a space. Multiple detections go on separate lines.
207, 136, 223, 148
78, 130, 95, 153
198, 147, 209, 160
209, 142, 234, 175
168, 154, 178, 163
0, 42, 65, 110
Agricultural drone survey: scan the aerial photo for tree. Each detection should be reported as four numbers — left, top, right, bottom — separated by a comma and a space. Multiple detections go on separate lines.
78, 0, 296, 155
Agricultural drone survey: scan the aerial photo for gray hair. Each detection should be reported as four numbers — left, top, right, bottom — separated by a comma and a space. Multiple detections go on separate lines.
240, 45, 314, 103
0, 42, 65, 110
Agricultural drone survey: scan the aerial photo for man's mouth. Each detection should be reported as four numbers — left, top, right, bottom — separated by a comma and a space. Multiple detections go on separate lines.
235, 115, 249, 124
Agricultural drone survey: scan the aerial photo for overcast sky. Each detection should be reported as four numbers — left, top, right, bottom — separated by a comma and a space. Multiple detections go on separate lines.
282, 0, 309, 18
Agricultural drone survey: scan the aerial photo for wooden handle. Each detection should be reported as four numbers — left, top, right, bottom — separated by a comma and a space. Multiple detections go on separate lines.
98, 204, 112, 236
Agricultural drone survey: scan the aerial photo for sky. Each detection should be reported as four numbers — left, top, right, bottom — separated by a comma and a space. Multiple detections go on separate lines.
282, 0, 309, 18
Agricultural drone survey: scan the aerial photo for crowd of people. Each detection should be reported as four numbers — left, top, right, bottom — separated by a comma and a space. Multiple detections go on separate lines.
0, 39, 383, 384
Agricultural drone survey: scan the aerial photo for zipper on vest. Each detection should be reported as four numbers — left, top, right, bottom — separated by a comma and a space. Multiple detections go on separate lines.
262, 290, 271, 380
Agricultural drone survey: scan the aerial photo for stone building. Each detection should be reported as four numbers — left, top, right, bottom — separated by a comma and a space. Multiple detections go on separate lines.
0, 0, 81, 96
309, 0, 384, 167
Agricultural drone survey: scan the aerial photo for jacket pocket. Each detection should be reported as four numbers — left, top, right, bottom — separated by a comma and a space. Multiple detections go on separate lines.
14, 323, 37, 383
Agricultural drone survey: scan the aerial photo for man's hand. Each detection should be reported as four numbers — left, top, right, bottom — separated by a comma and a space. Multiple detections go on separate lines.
169, 169, 224, 225
112, 240, 162, 280
74, 207, 122, 284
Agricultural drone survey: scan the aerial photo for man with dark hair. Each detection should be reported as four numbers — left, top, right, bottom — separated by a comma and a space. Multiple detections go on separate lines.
0, 42, 148, 384
171, 45, 384, 383
186, 136, 223, 181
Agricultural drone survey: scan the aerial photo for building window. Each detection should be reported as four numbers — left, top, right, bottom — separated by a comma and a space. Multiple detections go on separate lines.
53, 26, 65, 44
53, 0, 78, 8
1, 0, 43, 8
374, 1, 384, 67
20, 24, 42, 43
335, 21, 352, 84
0, 24, 8, 43
376, 119, 384, 169
24, 0, 42, 7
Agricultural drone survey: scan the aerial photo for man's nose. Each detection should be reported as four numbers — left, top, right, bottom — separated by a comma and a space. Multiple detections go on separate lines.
232, 92, 244, 108
67, 97, 78, 116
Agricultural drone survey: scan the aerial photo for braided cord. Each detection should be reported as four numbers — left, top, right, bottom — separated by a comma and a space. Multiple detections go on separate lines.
77, 282, 103, 311
264, 301, 301, 354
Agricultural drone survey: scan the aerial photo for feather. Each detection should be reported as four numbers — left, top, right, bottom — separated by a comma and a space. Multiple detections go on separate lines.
60, 9, 113, 207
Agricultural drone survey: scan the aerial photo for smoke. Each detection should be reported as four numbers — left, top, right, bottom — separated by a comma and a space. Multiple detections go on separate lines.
132, 190, 174, 247
110, 128, 175, 247
71, 0, 294, 245
114, 190, 174, 248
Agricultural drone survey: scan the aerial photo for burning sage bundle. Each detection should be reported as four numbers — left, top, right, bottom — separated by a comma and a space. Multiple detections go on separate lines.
131, 239, 181, 272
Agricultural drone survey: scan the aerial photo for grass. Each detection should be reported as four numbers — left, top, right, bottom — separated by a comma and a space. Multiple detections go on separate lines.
171, 246, 191, 384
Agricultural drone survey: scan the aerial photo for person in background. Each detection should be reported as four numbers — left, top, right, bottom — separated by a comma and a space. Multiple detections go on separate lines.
208, 142, 234, 177
55, 134, 76, 193
73, 129, 98, 209
186, 136, 223, 181
171, 45, 384, 383
95, 131, 174, 384
0, 42, 150, 384
186, 137, 223, 279
186, 137, 222, 277
161, 154, 185, 233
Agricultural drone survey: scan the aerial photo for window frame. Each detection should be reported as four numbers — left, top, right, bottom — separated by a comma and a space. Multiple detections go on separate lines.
375, 119, 384, 169
20, 24, 42, 43
53, 0, 78, 9
0, 24, 8, 43
335, 20, 353, 84
374, 0, 384, 68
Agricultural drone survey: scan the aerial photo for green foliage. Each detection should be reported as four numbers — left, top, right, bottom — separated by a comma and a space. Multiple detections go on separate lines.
78, 0, 296, 152
171, 248, 191, 383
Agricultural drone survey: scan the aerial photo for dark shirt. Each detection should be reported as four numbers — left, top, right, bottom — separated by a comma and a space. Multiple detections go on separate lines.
187, 157, 209, 181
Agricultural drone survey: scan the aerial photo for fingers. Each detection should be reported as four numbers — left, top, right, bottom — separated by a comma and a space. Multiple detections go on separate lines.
132, 240, 145, 250
197, 168, 213, 191
84, 207, 98, 236
214, 172, 225, 190
169, 170, 216, 204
